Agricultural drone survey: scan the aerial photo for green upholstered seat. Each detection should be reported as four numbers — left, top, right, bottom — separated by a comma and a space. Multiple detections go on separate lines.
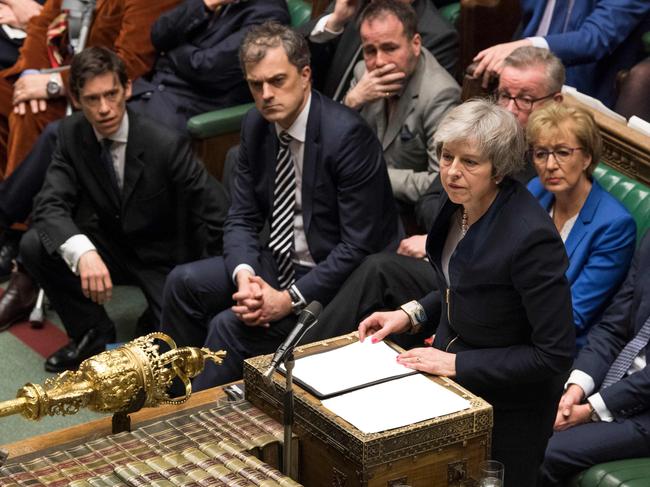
187, 102, 254, 139
439, 2, 460, 26
287, 0, 312, 27
568, 459, 650, 487
593, 163, 650, 244
187, 0, 312, 140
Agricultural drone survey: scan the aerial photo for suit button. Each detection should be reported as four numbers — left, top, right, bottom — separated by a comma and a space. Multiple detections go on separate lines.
158, 84, 165, 92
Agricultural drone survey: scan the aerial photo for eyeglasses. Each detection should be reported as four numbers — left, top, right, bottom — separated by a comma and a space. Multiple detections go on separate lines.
530, 147, 584, 165
494, 91, 556, 111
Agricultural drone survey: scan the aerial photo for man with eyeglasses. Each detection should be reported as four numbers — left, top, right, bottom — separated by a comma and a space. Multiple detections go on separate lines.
303, 46, 568, 347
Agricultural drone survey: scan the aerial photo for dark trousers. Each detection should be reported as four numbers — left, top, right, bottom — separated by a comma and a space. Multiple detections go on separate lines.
19, 228, 169, 341
538, 417, 650, 485
491, 400, 558, 487
0, 120, 59, 227
161, 251, 303, 390
303, 252, 438, 348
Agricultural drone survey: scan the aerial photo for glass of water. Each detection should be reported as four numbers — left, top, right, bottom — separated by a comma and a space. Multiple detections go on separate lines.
478, 460, 504, 487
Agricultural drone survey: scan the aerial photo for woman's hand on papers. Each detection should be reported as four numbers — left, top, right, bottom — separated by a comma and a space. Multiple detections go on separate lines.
397, 347, 456, 378
358, 309, 411, 343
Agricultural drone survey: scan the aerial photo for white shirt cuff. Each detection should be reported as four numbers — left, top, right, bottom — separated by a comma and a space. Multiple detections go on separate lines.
309, 14, 343, 43
528, 36, 549, 50
588, 394, 614, 422
566, 369, 595, 397
232, 264, 255, 284
58, 234, 96, 275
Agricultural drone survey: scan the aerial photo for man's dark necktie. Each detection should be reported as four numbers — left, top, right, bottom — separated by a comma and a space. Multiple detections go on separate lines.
600, 314, 650, 389
269, 131, 296, 289
99, 138, 120, 195
548, 0, 572, 34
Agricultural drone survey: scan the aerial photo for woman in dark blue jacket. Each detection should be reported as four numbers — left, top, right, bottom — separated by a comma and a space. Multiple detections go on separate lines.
359, 100, 575, 486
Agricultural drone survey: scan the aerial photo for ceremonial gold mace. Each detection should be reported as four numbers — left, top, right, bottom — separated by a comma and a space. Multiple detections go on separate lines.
0, 333, 225, 423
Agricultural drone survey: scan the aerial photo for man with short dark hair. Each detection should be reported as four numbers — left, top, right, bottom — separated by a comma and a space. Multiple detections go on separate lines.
160, 21, 402, 389
305, 0, 458, 101
343, 0, 459, 205
18, 47, 228, 372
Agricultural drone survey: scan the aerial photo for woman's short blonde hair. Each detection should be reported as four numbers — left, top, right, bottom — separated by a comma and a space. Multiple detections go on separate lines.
526, 103, 601, 177
434, 99, 526, 179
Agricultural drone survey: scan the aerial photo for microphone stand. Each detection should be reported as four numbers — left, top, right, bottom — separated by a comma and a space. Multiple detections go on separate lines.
282, 351, 296, 479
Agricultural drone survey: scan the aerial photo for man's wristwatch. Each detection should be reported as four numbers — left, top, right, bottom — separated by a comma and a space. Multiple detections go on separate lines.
588, 403, 601, 422
46, 74, 62, 98
400, 300, 427, 334
287, 284, 306, 314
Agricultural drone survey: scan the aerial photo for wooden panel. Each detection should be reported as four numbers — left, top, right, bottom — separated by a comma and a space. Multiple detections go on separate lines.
459, 0, 521, 76
563, 94, 650, 185
192, 132, 241, 181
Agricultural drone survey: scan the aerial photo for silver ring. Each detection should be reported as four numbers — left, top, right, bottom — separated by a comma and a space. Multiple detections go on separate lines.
416, 357, 421, 363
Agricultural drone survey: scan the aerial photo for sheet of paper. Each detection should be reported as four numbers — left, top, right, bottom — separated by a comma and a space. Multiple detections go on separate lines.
628, 116, 650, 137
562, 85, 626, 123
322, 374, 471, 434
284, 339, 412, 397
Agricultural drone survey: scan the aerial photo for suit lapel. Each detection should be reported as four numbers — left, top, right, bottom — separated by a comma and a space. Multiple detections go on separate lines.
564, 182, 600, 259
121, 112, 145, 210
81, 120, 120, 209
381, 55, 423, 151
264, 123, 278, 213
301, 92, 321, 236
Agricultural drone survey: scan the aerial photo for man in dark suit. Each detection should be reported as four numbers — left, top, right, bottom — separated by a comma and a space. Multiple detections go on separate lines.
17, 47, 228, 372
303, 0, 458, 101
539, 231, 650, 485
160, 21, 402, 390
128, 0, 289, 133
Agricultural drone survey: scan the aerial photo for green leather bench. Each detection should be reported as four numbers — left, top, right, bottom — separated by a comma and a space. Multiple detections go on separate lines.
593, 163, 650, 244
567, 163, 650, 486
568, 459, 650, 487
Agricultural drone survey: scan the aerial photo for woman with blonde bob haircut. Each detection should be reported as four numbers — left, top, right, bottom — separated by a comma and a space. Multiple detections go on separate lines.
359, 99, 575, 486
527, 103, 636, 350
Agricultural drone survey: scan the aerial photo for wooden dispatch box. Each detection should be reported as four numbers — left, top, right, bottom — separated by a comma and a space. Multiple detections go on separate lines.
243, 333, 493, 487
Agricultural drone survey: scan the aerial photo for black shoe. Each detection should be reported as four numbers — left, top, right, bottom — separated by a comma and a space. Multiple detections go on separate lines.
0, 230, 20, 283
44, 326, 116, 373
0, 267, 37, 331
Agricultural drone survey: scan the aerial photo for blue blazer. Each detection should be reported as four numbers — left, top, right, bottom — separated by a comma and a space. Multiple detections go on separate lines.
575, 231, 650, 431
520, 0, 650, 107
223, 91, 403, 305
528, 178, 636, 348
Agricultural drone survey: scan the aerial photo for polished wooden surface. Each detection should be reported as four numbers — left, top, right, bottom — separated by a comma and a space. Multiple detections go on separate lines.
0, 387, 225, 461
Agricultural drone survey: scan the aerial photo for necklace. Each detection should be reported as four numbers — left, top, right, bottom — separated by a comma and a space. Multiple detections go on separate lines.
461, 208, 468, 237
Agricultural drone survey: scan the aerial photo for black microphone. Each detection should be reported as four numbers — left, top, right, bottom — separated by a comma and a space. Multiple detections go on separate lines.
264, 301, 322, 381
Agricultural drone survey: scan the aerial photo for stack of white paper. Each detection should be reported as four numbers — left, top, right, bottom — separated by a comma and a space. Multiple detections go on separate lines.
285, 340, 471, 434
322, 374, 471, 434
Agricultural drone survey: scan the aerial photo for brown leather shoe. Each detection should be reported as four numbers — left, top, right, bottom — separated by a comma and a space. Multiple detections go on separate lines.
0, 269, 37, 331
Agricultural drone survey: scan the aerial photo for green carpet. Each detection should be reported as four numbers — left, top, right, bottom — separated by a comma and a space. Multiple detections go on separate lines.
0, 285, 147, 448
